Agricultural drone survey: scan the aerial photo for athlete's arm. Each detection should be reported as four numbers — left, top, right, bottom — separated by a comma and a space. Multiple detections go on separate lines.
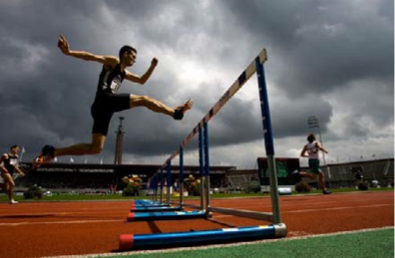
57, 35, 118, 66
300, 145, 309, 157
13, 164, 25, 176
0, 153, 8, 163
125, 58, 158, 84
0, 164, 7, 174
0, 154, 8, 173
316, 142, 328, 154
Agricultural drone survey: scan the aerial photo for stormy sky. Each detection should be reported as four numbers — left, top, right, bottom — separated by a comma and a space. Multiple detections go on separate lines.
0, 0, 393, 168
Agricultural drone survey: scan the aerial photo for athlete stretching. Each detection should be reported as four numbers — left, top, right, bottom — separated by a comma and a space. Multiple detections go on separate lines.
33, 35, 193, 167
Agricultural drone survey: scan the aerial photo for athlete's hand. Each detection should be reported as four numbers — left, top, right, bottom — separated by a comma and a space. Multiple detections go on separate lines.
151, 58, 158, 67
58, 35, 71, 55
0, 166, 8, 174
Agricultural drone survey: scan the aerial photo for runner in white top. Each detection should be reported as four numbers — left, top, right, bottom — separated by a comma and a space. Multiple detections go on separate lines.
292, 133, 331, 195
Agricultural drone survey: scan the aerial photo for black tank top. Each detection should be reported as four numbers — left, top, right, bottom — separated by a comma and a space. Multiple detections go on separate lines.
97, 64, 126, 94
3, 153, 18, 174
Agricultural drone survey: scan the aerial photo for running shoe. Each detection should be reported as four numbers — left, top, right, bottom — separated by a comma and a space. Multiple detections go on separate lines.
323, 189, 332, 195
9, 199, 18, 204
290, 170, 300, 176
173, 99, 193, 120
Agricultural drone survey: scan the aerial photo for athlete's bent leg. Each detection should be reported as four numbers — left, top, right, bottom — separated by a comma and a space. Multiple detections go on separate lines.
54, 134, 106, 156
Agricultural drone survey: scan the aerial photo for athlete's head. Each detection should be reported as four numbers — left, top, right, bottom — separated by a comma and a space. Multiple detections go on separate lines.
119, 45, 137, 66
307, 133, 316, 143
10, 145, 19, 154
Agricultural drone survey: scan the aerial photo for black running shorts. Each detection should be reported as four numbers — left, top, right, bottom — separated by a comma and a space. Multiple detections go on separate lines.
91, 92, 130, 136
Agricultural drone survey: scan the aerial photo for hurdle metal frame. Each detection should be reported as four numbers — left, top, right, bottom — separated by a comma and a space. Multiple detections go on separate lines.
120, 48, 287, 249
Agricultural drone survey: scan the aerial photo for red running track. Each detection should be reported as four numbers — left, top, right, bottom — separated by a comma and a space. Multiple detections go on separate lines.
0, 191, 393, 258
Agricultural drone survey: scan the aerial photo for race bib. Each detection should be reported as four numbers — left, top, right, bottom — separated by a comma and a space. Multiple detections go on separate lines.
110, 77, 122, 93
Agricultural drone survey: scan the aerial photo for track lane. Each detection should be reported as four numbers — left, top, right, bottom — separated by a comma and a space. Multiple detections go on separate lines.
0, 191, 392, 258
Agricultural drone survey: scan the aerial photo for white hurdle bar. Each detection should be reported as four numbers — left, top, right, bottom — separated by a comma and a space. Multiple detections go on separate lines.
164, 48, 268, 162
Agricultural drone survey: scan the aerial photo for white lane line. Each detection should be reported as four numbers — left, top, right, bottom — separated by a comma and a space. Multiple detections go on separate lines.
283, 203, 393, 213
212, 203, 393, 218
214, 200, 394, 211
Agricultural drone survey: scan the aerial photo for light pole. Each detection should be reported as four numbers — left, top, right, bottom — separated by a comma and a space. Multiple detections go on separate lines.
307, 116, 331, 185
114, 116, 126, 165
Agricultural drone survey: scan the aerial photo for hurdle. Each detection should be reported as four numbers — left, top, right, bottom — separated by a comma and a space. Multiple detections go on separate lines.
128, 172, 184, 213
127, 158, 208, 221
148, 148, 207, 212
127, 210, 206, 221
120, 47, 287, 250
130, 200, 180, 213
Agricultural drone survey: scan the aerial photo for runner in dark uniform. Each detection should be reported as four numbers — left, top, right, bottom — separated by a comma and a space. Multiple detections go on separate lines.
33, 35, 193, 168
1, 145, 25, 204
91, 63, 130, 136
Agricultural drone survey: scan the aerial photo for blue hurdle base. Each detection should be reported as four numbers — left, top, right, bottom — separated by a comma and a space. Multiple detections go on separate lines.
130, 206, 182, 212
119, 223, 287, 250
127, 210, 206, 221
132, 200, 162, 205
131, 200, 171, 207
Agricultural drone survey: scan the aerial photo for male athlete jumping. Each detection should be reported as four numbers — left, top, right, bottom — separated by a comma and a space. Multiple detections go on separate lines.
34, 35, 193, 167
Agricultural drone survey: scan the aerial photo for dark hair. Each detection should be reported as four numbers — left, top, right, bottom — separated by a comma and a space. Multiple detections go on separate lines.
10, 145, 19, 151
307, 133, 316, 143
119, 45, 137, 60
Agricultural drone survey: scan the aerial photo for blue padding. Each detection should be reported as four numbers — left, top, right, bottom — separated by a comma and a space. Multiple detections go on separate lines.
255, 58, 275, 155
131, 206, 182, 212
128, 210, 206, 221
134, 200, 163, 205
134, 200, 158, 203
209, 108, 214, 118
203, 122, 210, 176
238, 71, 247, 85
132, 225, 275, 249
133, 203, 170, 208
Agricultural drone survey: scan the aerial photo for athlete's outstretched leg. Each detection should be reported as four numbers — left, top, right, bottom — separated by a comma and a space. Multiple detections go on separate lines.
129, 95, 193, 119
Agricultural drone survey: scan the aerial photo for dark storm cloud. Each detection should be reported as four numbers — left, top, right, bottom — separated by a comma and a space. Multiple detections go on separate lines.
217, 0, 393, 135
0, 2, 115, 155
109, 1, 211, 48
222, 0, 393, 93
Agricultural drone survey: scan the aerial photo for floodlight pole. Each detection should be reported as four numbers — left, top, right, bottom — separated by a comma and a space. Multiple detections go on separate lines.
114, 117, 125, 165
